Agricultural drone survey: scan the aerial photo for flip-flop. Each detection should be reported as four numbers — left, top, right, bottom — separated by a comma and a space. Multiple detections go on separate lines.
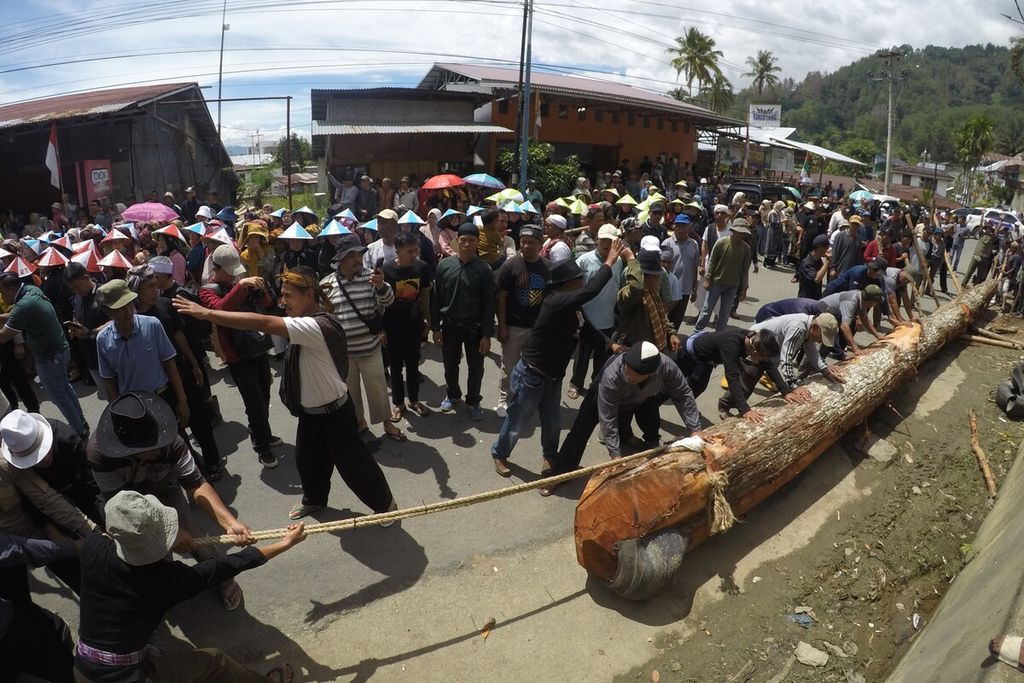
220, 580, 243, 612
289, 502, 324, 520
992, 635, 1024, 670
384, 428, 407, 442
265, 663, 294, 683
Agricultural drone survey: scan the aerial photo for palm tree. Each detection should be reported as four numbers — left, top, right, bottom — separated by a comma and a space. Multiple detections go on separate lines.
667, 27, 724, 98
1011, 35, 1024, 83
954, 115, 994, 205
667, 87, 689, 102
742, 50, 782, 97
700, 74, 734, 114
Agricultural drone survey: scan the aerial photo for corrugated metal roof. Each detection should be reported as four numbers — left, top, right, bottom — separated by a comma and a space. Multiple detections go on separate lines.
420, 63, 740, 125
312, 121, 512, 136
0, 82, 197, 130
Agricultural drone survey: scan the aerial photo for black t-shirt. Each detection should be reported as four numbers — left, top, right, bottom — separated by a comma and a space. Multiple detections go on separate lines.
497, 256, 550, 328
382, 259, 430, 330
798, 254, 823, 299
74, 285, 110, 371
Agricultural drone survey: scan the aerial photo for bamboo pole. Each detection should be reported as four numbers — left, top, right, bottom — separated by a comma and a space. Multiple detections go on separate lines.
964, 334, 1019, 349
968, 409, 999, 497
970, 326, 1021, 346
944, 251, 963, 297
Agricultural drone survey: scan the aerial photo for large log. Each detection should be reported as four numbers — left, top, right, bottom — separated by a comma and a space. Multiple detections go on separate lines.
574, 278, 999, 598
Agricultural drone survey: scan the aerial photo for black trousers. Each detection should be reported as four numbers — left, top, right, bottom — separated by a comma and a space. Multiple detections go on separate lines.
227, 355, 272, 454
441, 322, 484, 405
551, 382, 661, 473
387, 324, 422, 405
0, 603, 74, 683
0, 340, 40, 412
569, 322, 612, 391
294, 398, 394, 511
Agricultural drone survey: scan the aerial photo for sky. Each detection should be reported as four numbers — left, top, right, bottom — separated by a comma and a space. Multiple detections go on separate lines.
0, 0, 1019, 150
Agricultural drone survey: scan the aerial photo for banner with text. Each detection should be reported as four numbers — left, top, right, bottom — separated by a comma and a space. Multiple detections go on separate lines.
748, 104, 782, 129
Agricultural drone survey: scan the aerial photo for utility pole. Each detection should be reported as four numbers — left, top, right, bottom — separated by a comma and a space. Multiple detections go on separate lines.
511, 0, 529, 188
518, 0, 534, 193
216, 0, 229, 136
870, 49, 905, 196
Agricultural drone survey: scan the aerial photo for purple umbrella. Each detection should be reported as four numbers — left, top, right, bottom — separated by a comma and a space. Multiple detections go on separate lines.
120, 202, 179, 222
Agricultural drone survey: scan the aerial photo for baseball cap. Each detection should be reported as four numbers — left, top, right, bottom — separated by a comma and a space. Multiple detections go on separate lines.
211, 245, 246, 277
637, 249, 663, 275
376, 209, 399, 221
148, 255, 174, 274
640, 235, 661, 252
597, 223, 621, 240
713, 204, 729, 214
812, 234, 830, 248
673, 214, 691, 225
457, 222, 479, 238
815, 313, 838, 347
869, 256, 888, 270
649, 202, 666, 213
864, 284, 883, 300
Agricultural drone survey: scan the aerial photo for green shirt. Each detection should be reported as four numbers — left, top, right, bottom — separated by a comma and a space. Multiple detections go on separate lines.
6, 285, 68, 357
706, 235, 752, 291
431, 255, 496, 335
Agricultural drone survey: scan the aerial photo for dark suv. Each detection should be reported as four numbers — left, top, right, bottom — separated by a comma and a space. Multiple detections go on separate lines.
724, 181, 790, 207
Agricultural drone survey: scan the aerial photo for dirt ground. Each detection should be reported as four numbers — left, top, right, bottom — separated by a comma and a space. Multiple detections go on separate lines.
617, 313, 1024, 683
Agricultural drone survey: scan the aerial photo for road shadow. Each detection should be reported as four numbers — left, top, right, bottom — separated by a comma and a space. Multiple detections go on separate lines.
214, 419, 254, 458
376, 439, 456, 499
303, 514, 428, 623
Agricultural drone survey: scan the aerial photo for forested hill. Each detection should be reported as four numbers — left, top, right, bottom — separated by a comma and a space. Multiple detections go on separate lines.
750, 43, 1024, 165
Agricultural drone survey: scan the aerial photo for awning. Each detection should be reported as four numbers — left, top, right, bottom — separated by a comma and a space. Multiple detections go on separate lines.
762, 134, 866, 166
312, 121, 512, 136
715, 126, 867, 166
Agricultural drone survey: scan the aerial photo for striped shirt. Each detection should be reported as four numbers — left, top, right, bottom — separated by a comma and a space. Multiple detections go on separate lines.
320, 269, 395, 356
750, 313, 828, 387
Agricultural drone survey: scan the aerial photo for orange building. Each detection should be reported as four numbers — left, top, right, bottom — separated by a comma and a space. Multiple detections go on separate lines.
418, 63, 739, 175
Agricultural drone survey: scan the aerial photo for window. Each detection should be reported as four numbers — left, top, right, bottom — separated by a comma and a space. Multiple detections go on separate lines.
671, 120, 678, 133
595, 109, 604, 123
642, 116, 650, 129
611, 111, 621, 124
558, 104, 568, 119
627, 112, 635, 126
901, 174, 912, 185
540, 102, 549, 117
577, 106, 586, 121
657, 117, 664, 130
498, 100, 509, 115
683, 122, 690, 133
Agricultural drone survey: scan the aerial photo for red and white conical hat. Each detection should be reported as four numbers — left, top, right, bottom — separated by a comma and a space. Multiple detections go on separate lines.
71, 247, 101, 273
4, 257, 37, 277
98, 250, 134, 269
37, 247, 69, 267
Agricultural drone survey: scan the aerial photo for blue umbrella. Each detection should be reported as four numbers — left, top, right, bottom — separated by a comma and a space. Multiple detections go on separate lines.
848, 189, 873, 203
462, 173, 505, 190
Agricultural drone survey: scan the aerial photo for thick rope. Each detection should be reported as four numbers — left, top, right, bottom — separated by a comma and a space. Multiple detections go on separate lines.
194, 445, 676, 546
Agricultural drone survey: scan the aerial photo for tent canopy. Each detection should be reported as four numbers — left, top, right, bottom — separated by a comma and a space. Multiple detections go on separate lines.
717, 126, 867, 167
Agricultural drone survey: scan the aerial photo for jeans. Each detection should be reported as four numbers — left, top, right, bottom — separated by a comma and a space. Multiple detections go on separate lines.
694, 283, 738, 332
491, 361, 561, 462
294, 398, 393, 511
0, 340, 40, 412
950, 241, 964, 270
3, 603, 74, 683
35, 347, 87, 435
227, 354, 272, 454
498, 325, 531, 403
569, 322, 612, 392
387, 325, 422, 405
441, 322, 485, 405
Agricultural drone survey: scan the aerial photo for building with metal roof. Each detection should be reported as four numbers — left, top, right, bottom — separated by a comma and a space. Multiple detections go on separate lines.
0, 83, 236, 217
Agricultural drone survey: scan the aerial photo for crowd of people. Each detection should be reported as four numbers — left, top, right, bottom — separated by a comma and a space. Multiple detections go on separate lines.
0, 165, 1011, 681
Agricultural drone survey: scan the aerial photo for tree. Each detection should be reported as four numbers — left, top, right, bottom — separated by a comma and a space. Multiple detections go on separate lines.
667, 87, 689, 102
742, 50, 782, 97
699, 74, 734, 114
496, 142, 580, 200
273, 133, 312, 174
954, 115, 993, 205
995, 113, 1024, 155
667, 27, 723, 98
242, 164, 275, 206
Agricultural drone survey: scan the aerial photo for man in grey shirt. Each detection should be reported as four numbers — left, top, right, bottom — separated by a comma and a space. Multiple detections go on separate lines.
818, 286, 885, 357
750, 313, 845, 388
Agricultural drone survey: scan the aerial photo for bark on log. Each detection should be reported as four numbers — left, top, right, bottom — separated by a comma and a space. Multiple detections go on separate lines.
574, 278, 1000, 593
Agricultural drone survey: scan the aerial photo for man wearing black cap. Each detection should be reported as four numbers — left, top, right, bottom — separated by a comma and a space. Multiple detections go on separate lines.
614, 247, 680, 352
432, 223, 496, 420
491, 239, 625, 477
797, 234, 831, 299
824, 256, 888, 298
544, 341, 700, 492
642, 202, 667, 241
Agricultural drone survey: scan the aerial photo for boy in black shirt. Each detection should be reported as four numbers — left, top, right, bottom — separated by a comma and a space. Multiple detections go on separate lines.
382, 232, 432, 418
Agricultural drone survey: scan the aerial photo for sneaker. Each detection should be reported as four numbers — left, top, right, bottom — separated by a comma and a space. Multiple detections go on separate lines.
494, 402, 507, 418
206, 463, 224, 482
268, 435, 284, 448
379, 500, 399, 528
440, 396, 457, 413
258, 452, 278, 469
468, 404, 485, 421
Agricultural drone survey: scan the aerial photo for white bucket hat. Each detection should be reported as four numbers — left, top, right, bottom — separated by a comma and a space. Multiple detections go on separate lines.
0, 410, 54, 469
196, 205, 214, 220
104, 490, 180, 566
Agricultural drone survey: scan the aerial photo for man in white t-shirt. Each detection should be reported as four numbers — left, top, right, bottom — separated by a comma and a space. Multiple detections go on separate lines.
172, 265, 396, 523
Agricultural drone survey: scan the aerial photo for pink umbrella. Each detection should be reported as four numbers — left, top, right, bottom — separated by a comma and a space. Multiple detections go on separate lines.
98, 250, 134, 269
72, 247, 101, 273
5, 257, 37, 277
37, 247, 69, 267
153, 224, 187, 243
120, 202, 179, 223
421, 174, 465, 190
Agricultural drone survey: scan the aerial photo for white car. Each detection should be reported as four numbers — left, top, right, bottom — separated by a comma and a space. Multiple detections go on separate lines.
964, 207, 1023, 238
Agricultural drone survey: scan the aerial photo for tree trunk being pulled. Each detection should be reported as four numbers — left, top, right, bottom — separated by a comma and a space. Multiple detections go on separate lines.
574, 279, 999, 593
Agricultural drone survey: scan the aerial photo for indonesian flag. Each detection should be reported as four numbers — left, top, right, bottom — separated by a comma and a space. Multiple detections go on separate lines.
45, 122, 61, 189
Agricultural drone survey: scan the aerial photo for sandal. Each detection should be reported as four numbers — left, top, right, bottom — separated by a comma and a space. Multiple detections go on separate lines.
289, 502, 324, 520
220, 580, 243, 612
389, 405, 404, 423
383, 425, 407, 442
567, 386, 580, 400
407, 401, 431, 417
265, 663, 294, 683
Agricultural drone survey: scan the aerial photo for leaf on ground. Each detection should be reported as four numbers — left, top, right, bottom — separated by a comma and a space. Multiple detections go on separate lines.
651, 670, 661, 683
480, 616, 496, 640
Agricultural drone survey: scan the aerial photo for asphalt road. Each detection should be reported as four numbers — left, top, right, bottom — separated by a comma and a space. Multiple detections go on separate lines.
29, 242, 974, 682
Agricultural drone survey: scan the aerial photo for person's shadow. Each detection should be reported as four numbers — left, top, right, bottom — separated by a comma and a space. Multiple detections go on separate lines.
375, 439, 455, 499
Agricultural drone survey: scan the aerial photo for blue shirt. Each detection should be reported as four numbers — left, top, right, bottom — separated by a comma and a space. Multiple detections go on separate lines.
577, 249, 622, 330
97, 314, 176, 394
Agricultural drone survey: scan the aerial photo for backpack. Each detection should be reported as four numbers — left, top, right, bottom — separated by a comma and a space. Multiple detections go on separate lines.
280, 312, 349, 416
995, 362, 1024, 419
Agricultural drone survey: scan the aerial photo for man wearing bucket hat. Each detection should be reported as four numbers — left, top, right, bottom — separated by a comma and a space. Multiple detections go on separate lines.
491, 238, 625, 478
86, 391, 255, 611
75, 490, 303, 682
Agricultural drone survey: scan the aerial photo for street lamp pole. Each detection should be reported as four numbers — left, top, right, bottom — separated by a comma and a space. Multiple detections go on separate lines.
216, 0, 229, 136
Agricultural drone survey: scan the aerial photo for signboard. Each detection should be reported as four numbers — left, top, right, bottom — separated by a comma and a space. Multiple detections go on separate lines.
82, 159, 113, 204
748, 104, 782, 129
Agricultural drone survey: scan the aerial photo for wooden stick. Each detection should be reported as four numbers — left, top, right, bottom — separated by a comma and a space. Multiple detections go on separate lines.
964, 334, 1020, 349
943, 251, 963, 297
968, 409, 998, 498
970, 326, 1021, 345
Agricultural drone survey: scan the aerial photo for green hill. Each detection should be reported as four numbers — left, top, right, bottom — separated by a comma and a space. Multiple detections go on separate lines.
737, 43, 1024, 166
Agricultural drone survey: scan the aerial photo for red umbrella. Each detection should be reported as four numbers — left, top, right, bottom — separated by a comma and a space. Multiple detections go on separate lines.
98, 250, 134, 269
5, 257, 37, 277
421, 174, 465, 190
37, 247, 69, 267
120, 202, 179, 222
